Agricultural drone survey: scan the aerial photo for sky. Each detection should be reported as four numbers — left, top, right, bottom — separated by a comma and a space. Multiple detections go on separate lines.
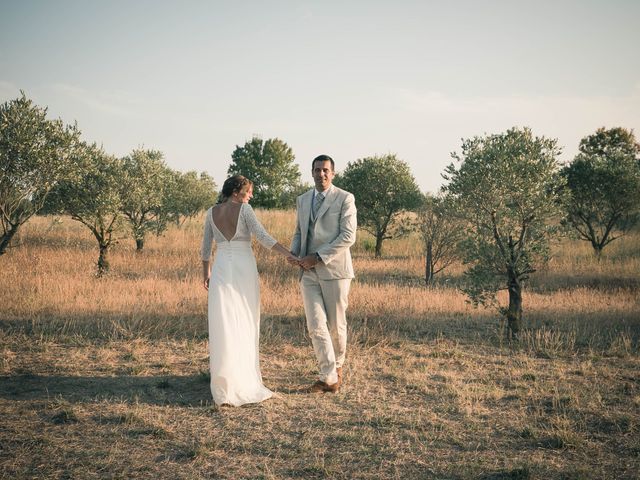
1, 0, 639, 193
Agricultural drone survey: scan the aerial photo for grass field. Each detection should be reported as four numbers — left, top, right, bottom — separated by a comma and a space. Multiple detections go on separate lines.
1, 212, 639, 479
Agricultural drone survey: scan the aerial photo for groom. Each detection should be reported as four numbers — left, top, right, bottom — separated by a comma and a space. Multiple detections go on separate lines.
289, 154, 357, 393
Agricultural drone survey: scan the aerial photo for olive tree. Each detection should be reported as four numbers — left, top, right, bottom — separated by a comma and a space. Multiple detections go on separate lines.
120, 149, 173, 250
279, 181, 313, 209
562, 127, 640, 257
162, 170, 217, 228
418, 193, 463, 285
46, 143, 125, 276
443, 127, 565, 338
0, 93, 81, 254
335, 154, 421, 257
228, 136, 300, 208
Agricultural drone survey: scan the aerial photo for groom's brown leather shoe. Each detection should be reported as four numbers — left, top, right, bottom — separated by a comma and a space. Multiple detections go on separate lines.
310, 380, 339, 393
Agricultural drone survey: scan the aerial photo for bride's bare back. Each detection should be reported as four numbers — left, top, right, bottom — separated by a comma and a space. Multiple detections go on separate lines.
211, 201, 242, 242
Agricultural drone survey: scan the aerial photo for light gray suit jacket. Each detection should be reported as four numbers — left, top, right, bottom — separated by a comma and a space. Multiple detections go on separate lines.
291, 185, 357, 280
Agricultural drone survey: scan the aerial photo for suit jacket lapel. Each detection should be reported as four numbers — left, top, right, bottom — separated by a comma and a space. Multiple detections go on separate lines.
301, 189, 313, 226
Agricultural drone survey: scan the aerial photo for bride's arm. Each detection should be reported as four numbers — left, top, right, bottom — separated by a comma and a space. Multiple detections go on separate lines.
200, 209, 214, 289
244, 204, 299, 263
271, 242, 299, 263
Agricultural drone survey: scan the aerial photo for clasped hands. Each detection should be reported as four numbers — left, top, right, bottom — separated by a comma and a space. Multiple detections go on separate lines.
286, 252, 320, 271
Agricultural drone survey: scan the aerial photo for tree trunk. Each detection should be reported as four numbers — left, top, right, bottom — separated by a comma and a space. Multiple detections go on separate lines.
425, 241, 434, 286
0, 225, 19, 255
506, 271, 522, 338
593, 243, 603, 261
97, 243, 110, 277
375, 235, 383, 258
136, 236, 144, 251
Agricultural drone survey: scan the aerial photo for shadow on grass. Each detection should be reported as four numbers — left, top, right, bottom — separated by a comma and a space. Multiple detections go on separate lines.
354, 271, 426, 288
0, 370, 320, 406
0, 312, 209, 341
528, 273, 640, 293
18, 232, 97, 251
3, 306, 638, 356
353, 260, 640, 294
0, 373, 212, 406
1, 311, 311, 345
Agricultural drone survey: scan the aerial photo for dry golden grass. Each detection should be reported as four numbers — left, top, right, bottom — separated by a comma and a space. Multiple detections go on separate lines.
1, 212, 639, 479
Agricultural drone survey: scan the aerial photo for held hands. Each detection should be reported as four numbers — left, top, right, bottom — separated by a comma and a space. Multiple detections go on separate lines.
299, 254, 320, 271
287, 252, 321, 271
286, 252, 301, 267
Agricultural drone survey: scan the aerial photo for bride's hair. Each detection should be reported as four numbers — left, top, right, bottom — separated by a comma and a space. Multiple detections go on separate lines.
217, 175, 253, 204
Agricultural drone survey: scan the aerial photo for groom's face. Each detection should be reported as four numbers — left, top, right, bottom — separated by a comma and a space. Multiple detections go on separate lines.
312, 160, 334, 192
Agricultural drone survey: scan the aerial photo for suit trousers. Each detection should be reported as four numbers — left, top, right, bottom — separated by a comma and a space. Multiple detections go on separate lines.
301, 269, 351, 385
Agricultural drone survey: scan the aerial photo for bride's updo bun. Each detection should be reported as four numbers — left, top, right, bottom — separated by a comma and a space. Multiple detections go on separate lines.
218, 175, 253, 203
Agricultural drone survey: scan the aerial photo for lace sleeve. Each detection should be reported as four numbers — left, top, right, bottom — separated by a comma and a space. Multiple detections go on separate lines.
200, 208, 215, 260
243, 204, 277, 249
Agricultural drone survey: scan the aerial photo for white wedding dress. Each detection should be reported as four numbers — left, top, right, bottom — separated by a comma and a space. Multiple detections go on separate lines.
200, 203, 276, 406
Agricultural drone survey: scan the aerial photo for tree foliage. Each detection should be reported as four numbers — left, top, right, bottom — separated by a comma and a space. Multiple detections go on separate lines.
120, 149, 172, 250
562, 127, 640, 256
163, 170, 217, 227
335, 154, 421, 257
443, 127, 565, 337
0, 93, 81, 254
45, 143, 126, 276
279, 180, 313, 209
227, 137, 300, 208
418, 193, 463, 285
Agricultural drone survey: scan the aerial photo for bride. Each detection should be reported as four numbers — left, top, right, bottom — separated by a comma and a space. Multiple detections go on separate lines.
200, 175, 297, 406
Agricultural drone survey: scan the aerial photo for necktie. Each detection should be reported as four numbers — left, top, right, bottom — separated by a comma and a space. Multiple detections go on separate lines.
313, 192, 324, 219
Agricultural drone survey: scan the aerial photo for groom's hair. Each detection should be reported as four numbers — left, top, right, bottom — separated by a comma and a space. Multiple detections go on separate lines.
312, 154, 334, 171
